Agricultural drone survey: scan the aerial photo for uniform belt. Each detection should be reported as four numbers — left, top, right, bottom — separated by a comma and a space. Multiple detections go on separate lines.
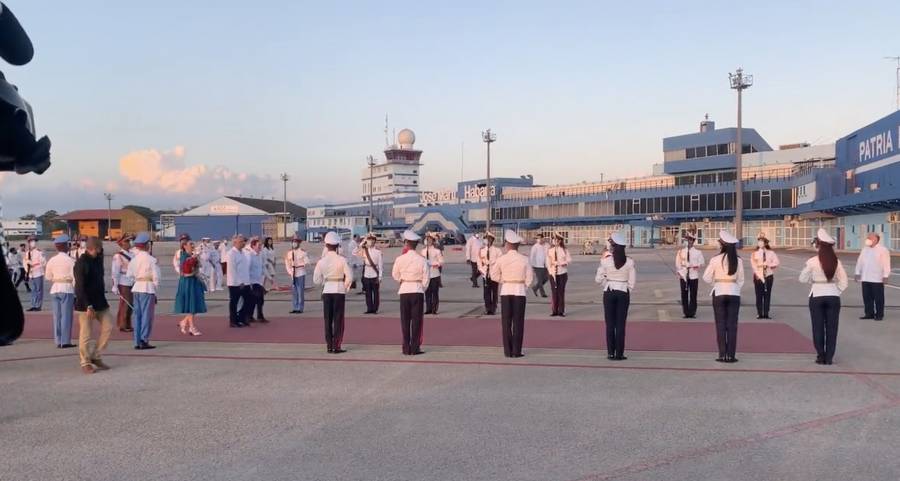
503, 280, 526, 284
812, 280, 835, 284
401, 278, 422, 283
53, 278, 74, 284
714, 278, 737, 283
325, 277, 344, 282
136, 277, 155, 282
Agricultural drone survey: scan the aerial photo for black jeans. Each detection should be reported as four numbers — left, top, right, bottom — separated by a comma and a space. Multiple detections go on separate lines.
362, 277, 380, 313
861, 282, 885, 319
425, 276, 441, 314
532, 268, 548, 296
679, 278, 698, 317
549, 273, 568, 315
603, 289, 630, 357
500, 295, 526, 357
483, 279, 499, 314
753, 275, 774, 317
469, 261, 480, 287
400, 293, 424, 354
712, 294, 740, 358
322, 293, 345, 350
809, 296, 840, 363
228, 285, 252, 325
251, 283, 265, 319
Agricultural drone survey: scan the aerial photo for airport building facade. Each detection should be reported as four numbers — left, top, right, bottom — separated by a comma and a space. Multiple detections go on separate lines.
309, 110, 900, 250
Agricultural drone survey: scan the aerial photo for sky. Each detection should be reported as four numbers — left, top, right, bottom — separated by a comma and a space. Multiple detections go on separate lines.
1, 0, 899, 218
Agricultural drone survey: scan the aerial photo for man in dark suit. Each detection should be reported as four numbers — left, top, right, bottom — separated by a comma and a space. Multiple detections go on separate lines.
73, 237, 114, 374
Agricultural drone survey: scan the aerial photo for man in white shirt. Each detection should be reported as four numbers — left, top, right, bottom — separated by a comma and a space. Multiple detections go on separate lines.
125, 232, 160, 350
208, 240, 222, 291
528, 233, 549, 298
421, 232, 444, 315
494, 230, 534, 358
226, 234, 252, 327
218, 239, 229, 280
353, 233, 383, 314
478, 232, 504, 315
285, 235, 310, 314
313, 231, 354, 353
855, 232, 891, 321
675, 231, 705, 319
110, 234, 135, 332
392, 230, 430, 355
465, 233, 483, 288
45, 234, 76, 348
24, 235, 45, 311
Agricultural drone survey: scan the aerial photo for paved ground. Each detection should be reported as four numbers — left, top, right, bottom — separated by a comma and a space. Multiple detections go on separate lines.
4, 245, 900, 480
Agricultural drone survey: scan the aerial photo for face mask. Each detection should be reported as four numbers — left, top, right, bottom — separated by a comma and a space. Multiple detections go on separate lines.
28, 240, 36, 248
292, 242, 300, 248
367, 240, 375, 247
865, 239, 874, 247
757, 241, 765, 248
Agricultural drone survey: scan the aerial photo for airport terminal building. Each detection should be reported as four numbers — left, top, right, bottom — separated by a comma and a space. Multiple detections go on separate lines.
309, 110, 900, 250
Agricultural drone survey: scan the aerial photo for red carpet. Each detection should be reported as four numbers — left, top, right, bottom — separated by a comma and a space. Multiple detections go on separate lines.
22, 313, 813, 353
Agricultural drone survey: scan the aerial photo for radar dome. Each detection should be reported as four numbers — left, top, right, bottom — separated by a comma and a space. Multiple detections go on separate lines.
397, 128, 416, 146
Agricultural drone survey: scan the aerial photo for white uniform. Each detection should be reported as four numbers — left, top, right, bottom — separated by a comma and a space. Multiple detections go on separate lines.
199, 242, 215, 285
353, 246, 383, 280
45, 252, 76, 295
392, 250, 430, 294
595, 255, 636, 292
313, 251, 353, 294
855, 244, 891, 283
25, 247, 46, 278
110, 248, 136, 292
127, 251, 161, 295
702, 254, 745, 296
800, 257, 849, 297
465, 236, 482, 262
547, 246, 572, 276
675, 246, 704, 280
494, 250, 534, 296
478, 245, 503, 280
750, 249, 780, 280
285, 248, 310, 278
262, 246, 277, 287
420, 245, 444, 279
208, 246, 222, 291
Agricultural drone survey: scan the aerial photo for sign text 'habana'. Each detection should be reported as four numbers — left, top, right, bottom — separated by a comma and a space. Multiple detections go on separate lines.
463, 184, 496, 200
858, 126, 898, 163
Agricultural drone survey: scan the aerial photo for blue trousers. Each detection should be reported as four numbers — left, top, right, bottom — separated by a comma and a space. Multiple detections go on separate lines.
292, 275, 306, 312
51, 292, 74, 345
30, 276, 44, 309
132, 292, 156, 346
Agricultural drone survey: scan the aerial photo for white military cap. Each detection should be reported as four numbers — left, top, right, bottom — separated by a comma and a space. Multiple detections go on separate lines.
610, 232, 627, 246
757, 232, 768, 240
816, 228, 835, 244
504, 229, 523, 244
719, 230, 738, 244
324, 231, 341, 245
683, 231, 696, 240
402, 230, 421, 242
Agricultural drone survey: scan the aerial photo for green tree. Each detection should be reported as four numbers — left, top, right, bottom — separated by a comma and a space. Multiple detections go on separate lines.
122, 204, 156, 220
37, 210, 66, 237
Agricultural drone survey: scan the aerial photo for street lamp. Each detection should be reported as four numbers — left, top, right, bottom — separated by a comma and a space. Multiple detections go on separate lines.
367, 154, 376, 231
482, 129, 496, 234
729, 68, 753, 244
280, 173, 289, 240
103, 192, 112, 240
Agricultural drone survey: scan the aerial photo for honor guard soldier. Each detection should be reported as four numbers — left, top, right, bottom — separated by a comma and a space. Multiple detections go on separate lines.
24, 235, 46, 311
421, 232, 444, 315
595, 232, 636, 360
126, 232, 160, 350
675, 232, 704, 318
547, 232, 572, 317
800, 229, 848, 365
285, 235, 310, 314
465, 233, 483, 288
855, 232, 891, 321
110, 234, 135, 332
44, 234, 76, 348
478, 232, 503, 315
208, 239, 222, 291
529, 233, 549, 297
750, 232, 780, 319
494, 229, 533, 358
703, 230, 744, 363
313, 231, 353, 353
354, 233, 383, 314
392, 230, 430, 355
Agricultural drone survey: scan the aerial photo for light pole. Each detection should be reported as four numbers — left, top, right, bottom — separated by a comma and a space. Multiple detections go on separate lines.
367, 154, 376, 231
280, 173, 289, 240
103, 192, 113, 240
482, 129, 496, 234
886, 56, 900, 111
729, 68, 753, 244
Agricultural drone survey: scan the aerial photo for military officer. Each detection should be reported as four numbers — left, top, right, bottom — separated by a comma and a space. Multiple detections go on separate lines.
547, 232, 572, 317
392, 230, 430, 355
44, 234, 76, 348
595, 232, 636, 360
313, 231, 353, 353
353, 233, 383, 314
800, 229, 849, 365
126, 232, 160, 350
421, 232, 444, 315
675, 231, 704, 318
478, 232, 503, 315
702, 230, 745, 363
494, 229, 533, 358
750, 232, 780, 319
285, 235, 310, 314
24, 235, 45, 311
110, 234, 135, 332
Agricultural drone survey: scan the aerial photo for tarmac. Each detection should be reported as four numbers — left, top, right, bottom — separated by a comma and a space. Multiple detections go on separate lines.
3, 244, 900, 481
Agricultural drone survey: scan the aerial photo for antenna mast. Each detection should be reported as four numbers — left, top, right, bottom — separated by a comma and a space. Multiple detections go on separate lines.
886, 56, 900, 111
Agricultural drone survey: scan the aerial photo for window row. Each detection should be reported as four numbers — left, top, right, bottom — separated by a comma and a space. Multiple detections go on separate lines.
612, 189, 792, 216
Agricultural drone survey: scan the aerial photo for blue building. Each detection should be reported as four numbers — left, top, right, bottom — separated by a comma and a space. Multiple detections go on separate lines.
311, 111, 900, 251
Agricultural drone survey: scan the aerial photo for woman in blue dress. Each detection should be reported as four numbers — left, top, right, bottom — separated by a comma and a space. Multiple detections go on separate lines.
174, 241, 207, 335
